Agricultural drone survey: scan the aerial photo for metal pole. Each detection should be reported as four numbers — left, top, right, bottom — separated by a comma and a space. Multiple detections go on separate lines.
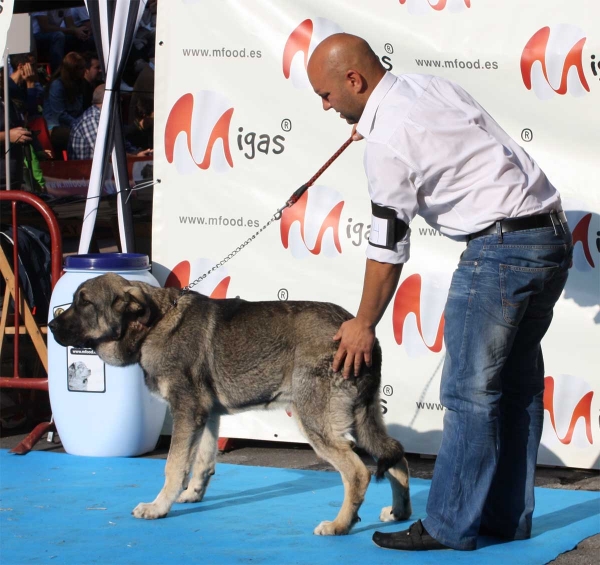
3, 47, 11, 190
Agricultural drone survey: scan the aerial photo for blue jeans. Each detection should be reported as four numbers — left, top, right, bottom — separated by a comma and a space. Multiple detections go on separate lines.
34, 32, 66, 73
422, 224, 573, 550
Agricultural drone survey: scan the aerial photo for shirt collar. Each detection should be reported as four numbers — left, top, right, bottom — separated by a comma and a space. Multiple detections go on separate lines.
356, 71, 397, 139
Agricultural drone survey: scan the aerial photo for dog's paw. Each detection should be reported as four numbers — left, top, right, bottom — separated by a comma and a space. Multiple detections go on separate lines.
176, 489, 204, 504
379, 504, 411, 522
313, 520, 350, 536
132, 502, 168, 520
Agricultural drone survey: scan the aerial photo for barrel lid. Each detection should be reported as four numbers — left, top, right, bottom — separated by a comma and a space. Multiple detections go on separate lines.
64, 253, 150, 271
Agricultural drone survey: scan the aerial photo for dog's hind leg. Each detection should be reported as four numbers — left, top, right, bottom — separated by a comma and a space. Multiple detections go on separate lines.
295, 400, 371, 536
132, 414, 202, 519
354, 398, 412, 522
177, 414, 220, 503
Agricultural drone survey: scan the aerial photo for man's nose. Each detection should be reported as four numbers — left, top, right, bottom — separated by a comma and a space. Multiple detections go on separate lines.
322, 99, 331, 111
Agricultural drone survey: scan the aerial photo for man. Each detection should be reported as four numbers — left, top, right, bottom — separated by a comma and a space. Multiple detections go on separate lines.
306, 34, 572, 552
82, 53, 103, 110
68, 84, 152, 160
8, 54, 44, 117
32, 9, 94, 73
0, 98, 31, 190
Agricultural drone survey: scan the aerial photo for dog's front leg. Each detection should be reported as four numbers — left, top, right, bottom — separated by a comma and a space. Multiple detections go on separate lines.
133, 416, 201, 520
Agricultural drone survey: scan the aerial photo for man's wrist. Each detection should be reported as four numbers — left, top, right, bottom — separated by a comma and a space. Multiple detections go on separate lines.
353, 314, 376, 331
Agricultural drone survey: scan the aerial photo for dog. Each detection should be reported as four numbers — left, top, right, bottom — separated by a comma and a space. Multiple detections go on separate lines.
49, 273, 412, 535
67, 361, 91, 391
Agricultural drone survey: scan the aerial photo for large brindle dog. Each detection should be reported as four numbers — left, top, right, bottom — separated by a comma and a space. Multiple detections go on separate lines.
49, 273, 411, 535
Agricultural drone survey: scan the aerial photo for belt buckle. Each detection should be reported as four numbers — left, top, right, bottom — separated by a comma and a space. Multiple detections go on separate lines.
557, 211, 568, 233
549, 212, 559, 235
550, 211, 567, 235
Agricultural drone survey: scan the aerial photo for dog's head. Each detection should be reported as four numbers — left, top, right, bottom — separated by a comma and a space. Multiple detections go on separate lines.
49, 273, 155, 367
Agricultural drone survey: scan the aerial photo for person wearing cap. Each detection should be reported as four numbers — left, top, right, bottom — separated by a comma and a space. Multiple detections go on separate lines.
306, 33, 573, 552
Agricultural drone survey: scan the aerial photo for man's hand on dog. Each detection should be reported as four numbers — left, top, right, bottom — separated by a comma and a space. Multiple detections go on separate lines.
333, 318, 375, 378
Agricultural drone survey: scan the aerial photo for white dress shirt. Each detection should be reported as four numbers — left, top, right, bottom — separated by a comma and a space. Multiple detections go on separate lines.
356, 71, 562, 264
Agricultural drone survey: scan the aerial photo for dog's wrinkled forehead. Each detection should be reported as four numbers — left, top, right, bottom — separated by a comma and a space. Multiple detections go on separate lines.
75, 273, 129, 302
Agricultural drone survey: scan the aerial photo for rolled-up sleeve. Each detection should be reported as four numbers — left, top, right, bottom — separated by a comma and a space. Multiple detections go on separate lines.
363, 140, 420, 264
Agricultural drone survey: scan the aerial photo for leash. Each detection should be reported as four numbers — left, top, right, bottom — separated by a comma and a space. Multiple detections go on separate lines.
174, 136, 354, 303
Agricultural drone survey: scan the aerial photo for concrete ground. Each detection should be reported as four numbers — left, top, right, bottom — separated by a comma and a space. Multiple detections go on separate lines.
1, 429, 598, 564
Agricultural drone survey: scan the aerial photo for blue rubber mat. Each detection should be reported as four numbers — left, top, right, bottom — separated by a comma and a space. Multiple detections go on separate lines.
0, 450, 598, 564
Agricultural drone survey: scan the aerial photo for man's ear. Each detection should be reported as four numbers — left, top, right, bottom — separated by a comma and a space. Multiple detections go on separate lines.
346, 70, 364, 93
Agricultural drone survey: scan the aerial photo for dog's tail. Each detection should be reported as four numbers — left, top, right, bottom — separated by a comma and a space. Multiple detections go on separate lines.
354, 398, 405, 481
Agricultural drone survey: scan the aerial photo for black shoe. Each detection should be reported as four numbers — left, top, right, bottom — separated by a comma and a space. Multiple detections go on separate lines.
372, 520, 451, 551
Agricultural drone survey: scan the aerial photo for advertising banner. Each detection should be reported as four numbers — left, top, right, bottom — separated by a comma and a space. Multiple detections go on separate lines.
153, 1, 599, 469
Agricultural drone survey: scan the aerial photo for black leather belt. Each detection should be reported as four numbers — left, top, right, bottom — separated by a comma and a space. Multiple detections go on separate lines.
468, 211, 568, 241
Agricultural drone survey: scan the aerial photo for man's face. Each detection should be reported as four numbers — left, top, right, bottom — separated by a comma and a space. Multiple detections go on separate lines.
85, 59, 102, 83
307, 64, 363, 125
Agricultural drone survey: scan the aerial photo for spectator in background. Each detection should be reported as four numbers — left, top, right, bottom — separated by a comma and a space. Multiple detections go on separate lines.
125, 96, 154, 151
32, 9, 94, 73
68, 84, 153, 161
43, 52, 86, 156
122, 0, 157, 87
8, 54, 44, 117
70, 6, 92, 30
128, 58, 154, 125
82, 52, 103, 110
0, 96, 31, 190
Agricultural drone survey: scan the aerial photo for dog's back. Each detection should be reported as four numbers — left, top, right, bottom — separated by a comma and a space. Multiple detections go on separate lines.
141, 293, 381, 416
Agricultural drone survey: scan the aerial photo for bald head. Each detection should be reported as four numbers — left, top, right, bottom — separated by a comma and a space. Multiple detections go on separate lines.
308, 34, 384, 83
92, 83, 106, 106
307, 34, 386, 124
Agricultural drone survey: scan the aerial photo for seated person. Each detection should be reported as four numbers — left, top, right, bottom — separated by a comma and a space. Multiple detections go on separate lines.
0, 96, 31, 190
68, 84, 153, 160
8, 54, 44, 118
82, 52, 103, 110
43, 52, 86, 156
125, 97, 154, 152
32, 9, 94, 73
128, 58, 154, 126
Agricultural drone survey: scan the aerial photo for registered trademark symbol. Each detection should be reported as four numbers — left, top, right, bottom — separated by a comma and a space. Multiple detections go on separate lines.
281, 119, 292, 132
384, 43, 394, 54
521, 128, 533, 142
278, 289, 289, 301
383, 385, 393, 397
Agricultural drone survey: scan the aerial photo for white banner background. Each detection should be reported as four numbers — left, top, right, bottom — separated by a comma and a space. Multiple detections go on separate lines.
153, 0, 599, 469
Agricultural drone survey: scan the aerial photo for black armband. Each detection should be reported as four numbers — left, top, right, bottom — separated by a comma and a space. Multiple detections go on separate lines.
368, 202, 409, 250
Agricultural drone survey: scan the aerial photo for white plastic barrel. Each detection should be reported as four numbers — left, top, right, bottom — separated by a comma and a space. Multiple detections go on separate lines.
48, 253, 167, 457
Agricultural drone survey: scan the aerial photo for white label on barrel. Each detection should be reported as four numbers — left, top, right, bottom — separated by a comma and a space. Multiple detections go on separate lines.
54, 304, 106, 393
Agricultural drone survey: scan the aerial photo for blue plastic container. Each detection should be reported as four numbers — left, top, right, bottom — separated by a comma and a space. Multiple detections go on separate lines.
47, 254, 167, 457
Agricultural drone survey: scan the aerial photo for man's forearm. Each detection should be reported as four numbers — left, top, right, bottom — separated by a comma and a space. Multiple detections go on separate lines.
355, 258, 403, 329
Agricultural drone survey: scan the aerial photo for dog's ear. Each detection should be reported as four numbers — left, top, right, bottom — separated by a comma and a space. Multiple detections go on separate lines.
123, 286, 146, 314
113, 285, 146, 315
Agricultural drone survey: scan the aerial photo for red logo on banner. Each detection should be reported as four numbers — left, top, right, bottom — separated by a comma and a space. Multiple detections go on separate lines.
282, 18, 343, 88
572, 213, 595, 269
392, 274, 445, 353
280, 186, 344, 258
165, 260, 230, 299
399, 0, 471, 10
521, 25, 590, 98
283, 19, 313, 79
544, 376, 594, 445
164, 91, 234, 172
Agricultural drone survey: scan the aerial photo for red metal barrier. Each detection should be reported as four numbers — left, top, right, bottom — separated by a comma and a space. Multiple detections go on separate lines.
0, 191, 63, 454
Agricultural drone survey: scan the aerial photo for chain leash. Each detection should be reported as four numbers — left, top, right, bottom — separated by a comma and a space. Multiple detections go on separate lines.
175, 137, 354, 303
